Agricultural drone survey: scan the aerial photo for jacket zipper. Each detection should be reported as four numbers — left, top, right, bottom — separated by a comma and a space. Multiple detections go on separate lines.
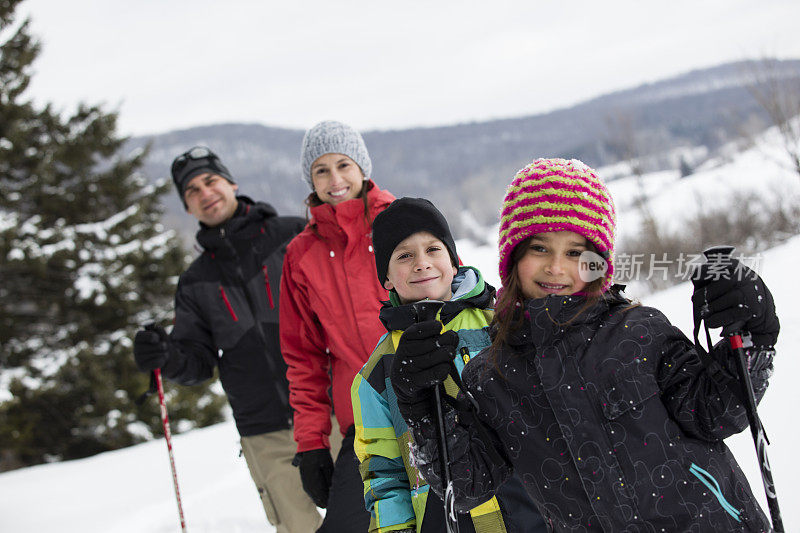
688, 463, 742, 523
262, 265, 274, 309
219, 286, 239, 321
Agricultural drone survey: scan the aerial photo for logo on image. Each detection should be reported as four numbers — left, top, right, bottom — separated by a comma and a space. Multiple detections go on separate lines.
579, 251, 608, 282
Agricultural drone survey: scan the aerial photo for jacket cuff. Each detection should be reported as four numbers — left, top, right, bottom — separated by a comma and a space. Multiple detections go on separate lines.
296, 434, 330, 453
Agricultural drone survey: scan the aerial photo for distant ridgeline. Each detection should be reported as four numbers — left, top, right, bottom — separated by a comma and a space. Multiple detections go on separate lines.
128, 59, 800, 244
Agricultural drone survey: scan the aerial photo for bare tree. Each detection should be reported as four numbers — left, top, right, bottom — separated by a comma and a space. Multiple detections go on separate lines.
605, 111, 663, 249
745, 58, 800, 180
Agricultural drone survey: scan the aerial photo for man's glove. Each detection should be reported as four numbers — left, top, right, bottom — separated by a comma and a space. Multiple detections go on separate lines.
691, 256, 779, 346
294, 448, 334, 508
133, 325, 172, 372
390, 320, 459, 423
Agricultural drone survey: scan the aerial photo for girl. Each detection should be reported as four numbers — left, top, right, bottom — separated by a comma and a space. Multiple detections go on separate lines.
390, 158, 778, 532
280, 121, 395, 532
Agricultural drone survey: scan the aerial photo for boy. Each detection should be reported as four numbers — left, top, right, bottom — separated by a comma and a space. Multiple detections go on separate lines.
351, 198, 544, 533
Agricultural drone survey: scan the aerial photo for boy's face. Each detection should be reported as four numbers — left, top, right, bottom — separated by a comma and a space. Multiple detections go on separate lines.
384, 231, 458, 304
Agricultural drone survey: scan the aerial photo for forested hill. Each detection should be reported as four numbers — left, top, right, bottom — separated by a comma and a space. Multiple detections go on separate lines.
129, 59, 800, 241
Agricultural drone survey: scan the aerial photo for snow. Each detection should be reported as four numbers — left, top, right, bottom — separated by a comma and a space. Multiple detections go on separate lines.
0, 422, 271, 532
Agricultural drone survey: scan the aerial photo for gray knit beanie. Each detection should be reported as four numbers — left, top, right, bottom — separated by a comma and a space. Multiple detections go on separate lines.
300, 121, 372, 187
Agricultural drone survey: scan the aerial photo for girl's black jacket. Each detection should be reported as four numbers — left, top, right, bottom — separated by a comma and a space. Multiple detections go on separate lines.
406, 291, 776, 532
161, 197, 304, 437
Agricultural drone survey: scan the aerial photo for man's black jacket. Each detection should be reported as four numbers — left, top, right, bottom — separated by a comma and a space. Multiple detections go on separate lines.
162, 196, 305, 436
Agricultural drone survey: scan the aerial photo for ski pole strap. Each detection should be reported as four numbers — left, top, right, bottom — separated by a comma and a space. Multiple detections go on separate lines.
691, 302, 736, 388
692, 293, 715, 359
135, 372, 158, 406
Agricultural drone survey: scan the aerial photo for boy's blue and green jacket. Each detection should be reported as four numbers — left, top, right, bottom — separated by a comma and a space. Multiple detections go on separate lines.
352, 267, 540, 533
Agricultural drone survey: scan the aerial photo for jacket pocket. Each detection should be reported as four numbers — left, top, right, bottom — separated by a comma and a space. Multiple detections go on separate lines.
599, 369, 659, 420
688, 462, 743, 524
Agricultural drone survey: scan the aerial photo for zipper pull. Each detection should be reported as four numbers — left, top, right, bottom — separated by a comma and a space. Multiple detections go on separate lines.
263, 266, 275, 308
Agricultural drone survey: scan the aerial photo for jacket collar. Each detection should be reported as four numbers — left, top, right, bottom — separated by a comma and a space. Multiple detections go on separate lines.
195, 195, 278, 252
379, 266, 495, 332
307, 180, 394, 240
502, 286, 629, 347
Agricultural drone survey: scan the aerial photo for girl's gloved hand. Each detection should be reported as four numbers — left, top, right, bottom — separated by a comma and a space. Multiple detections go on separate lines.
390, 320, 458, 423
691, 257, 779, 346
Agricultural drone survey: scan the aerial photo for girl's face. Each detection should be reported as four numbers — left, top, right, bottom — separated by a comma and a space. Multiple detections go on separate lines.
516, 231, 589, 299
310, 153, 364, 206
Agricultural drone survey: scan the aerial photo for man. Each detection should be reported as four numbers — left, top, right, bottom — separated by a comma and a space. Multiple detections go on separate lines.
133, 147, 320, 532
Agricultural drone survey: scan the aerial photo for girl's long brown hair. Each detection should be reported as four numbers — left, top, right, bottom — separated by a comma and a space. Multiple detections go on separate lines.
490, 236, 605, 357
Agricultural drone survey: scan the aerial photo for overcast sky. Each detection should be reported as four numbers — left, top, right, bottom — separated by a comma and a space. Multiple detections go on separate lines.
17, 0, 800, 137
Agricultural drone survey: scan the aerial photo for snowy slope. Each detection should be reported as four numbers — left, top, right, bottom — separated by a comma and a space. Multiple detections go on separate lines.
1, 239, 798, 532
605, 126, 800, 245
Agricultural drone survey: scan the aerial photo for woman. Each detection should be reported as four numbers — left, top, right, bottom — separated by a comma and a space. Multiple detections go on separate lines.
280, 121, 395, 532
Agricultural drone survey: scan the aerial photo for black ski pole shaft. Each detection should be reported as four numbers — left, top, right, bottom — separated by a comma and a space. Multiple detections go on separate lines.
729, 332, 783, 532
701, 247, 783, 532
412, 299, 459, 533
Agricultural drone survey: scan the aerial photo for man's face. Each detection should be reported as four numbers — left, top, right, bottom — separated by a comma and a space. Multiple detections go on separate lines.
184, 172, 239, 227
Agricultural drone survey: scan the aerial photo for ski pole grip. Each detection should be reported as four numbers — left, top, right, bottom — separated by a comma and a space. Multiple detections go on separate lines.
412, 300, 445, 324
700, 246, 746, 335
144, 322, 169, 342
701, 245, 735, 262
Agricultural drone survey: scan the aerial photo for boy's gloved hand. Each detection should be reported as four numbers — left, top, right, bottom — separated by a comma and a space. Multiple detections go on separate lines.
390, 320, 459, 422
691, 257, 779, 346
133, 325, 172, 372
294, 448, 334, 508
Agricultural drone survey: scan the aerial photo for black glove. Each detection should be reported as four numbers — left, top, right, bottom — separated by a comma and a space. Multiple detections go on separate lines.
692, 256, 779, 346
133, 325, 172, 372
294, 448, 334, 508
390, 320, 459, 422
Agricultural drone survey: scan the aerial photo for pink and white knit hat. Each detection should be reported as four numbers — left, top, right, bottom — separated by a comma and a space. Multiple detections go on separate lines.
498, 158, 616, 292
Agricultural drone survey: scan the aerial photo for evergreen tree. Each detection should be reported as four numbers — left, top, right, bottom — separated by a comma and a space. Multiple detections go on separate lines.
0, 0, 226, 471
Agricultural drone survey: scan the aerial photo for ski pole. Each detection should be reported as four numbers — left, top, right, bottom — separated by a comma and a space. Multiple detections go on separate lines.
139, 323, 188, 532
412, 299, 459, 533
154, 368, 188, 533
700, 247, 783, 532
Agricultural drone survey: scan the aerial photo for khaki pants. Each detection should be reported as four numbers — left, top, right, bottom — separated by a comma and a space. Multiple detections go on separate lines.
241, 428, 323, 533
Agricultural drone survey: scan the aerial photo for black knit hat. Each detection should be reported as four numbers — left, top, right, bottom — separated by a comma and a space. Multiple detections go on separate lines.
372, 197, 458, 284
171, 146, 235, 203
